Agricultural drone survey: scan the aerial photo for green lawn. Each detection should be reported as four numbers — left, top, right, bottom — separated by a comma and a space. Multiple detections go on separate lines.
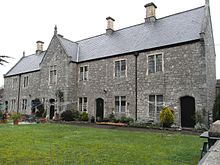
0, 123, 203, 165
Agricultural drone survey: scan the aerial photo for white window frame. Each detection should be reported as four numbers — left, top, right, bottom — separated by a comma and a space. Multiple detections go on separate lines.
23, 76, 29, 88
12, 78, 17, 89
148, 95, 164, 118
147, 53, 164, 75
79, 65, 89, 81
22, 99, 28, 110
11, 99, 16, 110
78, 97, 88, 112
49, 65, 57, 85
115, 96, 127, 113
114, 59, 127, 78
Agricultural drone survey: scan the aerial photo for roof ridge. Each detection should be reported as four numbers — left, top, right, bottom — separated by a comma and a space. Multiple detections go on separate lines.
58, 35, 78, 45
76, 6, 205, 43
22, 51, 46, 58
157, 5, 205, 21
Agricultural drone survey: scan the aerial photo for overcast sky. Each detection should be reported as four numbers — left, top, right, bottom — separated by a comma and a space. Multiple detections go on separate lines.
0, 0, 219, 87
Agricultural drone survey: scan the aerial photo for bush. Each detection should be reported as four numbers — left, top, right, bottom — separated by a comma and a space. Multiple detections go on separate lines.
0, 111, 2, 118
79, 112, 88, 121
61, 110, 80, 121
213, 94, 220, 122
108, 113, 115, 122
11, 112, 21, 121
72, 110, 80, 119
120, 116, 134, 124
159, 107, 174, 127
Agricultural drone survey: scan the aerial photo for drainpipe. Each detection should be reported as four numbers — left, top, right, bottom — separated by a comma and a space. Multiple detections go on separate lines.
17, 74, 21, 113
134, 52, 139, 121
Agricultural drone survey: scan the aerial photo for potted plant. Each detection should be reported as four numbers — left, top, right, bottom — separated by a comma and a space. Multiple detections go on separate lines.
90, 116, 95, 123
11, 113, 21, 125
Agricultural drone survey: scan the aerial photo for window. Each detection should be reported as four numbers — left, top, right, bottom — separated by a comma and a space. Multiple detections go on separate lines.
49, 65, 57, 84
12, 78, 17, 89
148, 54, 163, 74
115, 96, 126, 113
149, 95, 164, 118
79, 66, 88, 81
11, 99, 16, 110
23, 76, 29, 87
115, 60, 126, 78
22, 99, 27, 110
79, 97, 88, 112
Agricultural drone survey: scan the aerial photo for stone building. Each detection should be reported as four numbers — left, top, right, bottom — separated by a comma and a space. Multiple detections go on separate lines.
3, 2, 216, 127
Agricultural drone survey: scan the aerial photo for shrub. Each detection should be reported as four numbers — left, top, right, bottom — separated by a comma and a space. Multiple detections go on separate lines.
213, 94, 220, 122
90, 116, 95, 123
79, 112, 89, 121
0, 111, 2, 118
72, 110, 80, 119
11, 112, 21, 121
159, 107, 174, 127
61, 110, 75, 121
120, 116, 134, 124
108, 113, 115, 122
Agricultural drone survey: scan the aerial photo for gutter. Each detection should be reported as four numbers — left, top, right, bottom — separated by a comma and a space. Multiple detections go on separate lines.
134, 52, 139, 121
17, 74, 21, 113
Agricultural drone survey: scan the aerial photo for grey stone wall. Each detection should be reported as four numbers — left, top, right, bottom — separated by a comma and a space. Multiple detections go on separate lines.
203, 6, 216, 125
137, 42, 207, 125
39, 36, 77, 115
77, 55, 136, 119
4, 71, 40, 114
3, 30, 215, 128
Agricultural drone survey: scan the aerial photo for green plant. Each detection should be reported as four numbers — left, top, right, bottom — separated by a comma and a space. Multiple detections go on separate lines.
79, 112, 89, 121
61, 110, 74, 121
213, 94, 220, 122
108, 113, 115, 122
120, 116, 134, 124
11, 112, 21, 121
160, 107, 174, 127
0, 111, 2, 118
72, 110, 80, 119
90, 116, 95, 123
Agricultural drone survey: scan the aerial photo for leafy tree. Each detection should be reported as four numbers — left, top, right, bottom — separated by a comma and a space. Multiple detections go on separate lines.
0, 55, 10, 65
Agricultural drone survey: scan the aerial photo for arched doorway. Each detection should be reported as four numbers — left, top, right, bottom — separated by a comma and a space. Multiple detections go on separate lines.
96, 98, 104, 120
180, 96, 196, 128
49, 99, 55, 120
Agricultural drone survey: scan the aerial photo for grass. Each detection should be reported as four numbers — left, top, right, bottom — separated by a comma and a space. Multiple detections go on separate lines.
0, 123, 203, 165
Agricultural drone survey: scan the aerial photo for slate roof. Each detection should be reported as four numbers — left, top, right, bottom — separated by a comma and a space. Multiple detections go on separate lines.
5, 52, 45, 77
58, 37, 78, 61
5, 6, 205, 77
76, 6, 204, 62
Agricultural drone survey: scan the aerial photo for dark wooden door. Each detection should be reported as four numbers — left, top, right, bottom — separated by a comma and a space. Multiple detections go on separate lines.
180, 96, 196, 128
50, 105, 55, 119
96, 98, 104, 119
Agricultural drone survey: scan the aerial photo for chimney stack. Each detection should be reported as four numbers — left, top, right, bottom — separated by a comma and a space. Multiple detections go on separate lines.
36, 41, 44, 54
144, 2, 157, 23
106, 17, 115, 35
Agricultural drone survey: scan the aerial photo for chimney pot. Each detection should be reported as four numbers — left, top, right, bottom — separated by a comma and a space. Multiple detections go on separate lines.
36, 41, 44, 54
144, 2, 157, 23
106, 16, 115, 35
